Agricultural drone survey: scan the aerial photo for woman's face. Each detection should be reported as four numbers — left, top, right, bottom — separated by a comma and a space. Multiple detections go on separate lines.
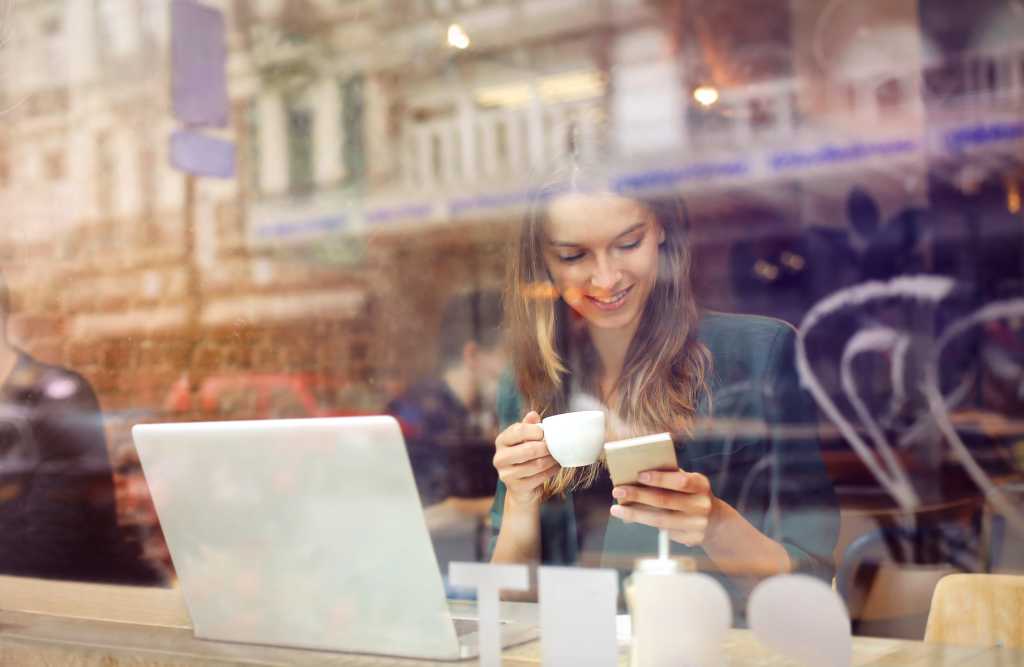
543, 192, 664, 333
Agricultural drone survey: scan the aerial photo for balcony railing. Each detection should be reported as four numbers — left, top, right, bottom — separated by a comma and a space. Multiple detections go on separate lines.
393, 44, 1024, 193
400, 96, 603, 189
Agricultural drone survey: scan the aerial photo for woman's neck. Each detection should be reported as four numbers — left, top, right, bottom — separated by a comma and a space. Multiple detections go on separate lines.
588, 318, 640, 398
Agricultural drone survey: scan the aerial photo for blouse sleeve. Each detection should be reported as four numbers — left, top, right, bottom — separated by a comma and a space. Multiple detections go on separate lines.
486, 372, 578, 564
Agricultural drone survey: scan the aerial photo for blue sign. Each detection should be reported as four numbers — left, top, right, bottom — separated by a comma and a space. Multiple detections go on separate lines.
945, 120, 1024, 153
171, 0, 229, 128
257, 216, 348, 239
170, 130, 235, 178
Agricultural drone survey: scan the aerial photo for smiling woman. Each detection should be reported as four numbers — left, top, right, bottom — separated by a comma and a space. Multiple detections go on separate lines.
488, 160, 840, 620
503, 162, 712, 497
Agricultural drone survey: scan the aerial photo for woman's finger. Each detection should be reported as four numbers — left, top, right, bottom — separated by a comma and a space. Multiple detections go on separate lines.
493, 441, 548, 470
497, 454, 557, 482
612, 485, 711, 514
610, 504, 709, 535
495, 421, 544, 449
505, 441, 550, 465
637, 469, 710, 495
517, 458, 560, 486
510, 455, 558, 480
509, 422, 544, 447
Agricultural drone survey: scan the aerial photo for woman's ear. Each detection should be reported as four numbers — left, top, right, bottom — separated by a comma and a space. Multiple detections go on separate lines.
656, 223, 666, 245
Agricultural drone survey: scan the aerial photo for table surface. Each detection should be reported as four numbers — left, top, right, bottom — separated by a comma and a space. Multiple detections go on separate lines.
1, 604, 1023, 667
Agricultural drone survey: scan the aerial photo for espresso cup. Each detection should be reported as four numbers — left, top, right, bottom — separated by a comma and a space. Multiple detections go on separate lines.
539, 410, 606, 468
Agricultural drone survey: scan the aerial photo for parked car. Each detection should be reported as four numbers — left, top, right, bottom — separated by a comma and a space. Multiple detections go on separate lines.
163, 372, 366, 420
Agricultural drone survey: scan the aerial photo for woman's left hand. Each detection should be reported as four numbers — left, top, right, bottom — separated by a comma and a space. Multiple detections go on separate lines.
609, 469, 719, 547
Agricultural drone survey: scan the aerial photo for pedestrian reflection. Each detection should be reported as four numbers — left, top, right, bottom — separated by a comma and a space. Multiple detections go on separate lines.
0, 270, 161, 584
387, 290, 506, 582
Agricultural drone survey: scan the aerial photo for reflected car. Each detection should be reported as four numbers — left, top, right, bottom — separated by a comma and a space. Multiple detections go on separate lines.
162, 372, 361, 420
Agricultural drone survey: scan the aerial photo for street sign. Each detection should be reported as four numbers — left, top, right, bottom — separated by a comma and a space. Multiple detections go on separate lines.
170, 129, 235, 178
171, 0, 229, 128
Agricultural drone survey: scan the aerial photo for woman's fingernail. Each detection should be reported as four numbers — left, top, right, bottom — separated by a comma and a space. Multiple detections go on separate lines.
610, 505, 624, 518
638, 472, 651, 483
612, 488, 625, 499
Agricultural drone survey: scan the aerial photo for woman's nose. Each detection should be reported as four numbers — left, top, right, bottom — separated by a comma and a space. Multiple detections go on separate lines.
590, 256, 621, 291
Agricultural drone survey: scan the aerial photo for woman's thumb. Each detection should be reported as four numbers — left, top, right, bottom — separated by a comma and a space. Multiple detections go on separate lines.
523, 411, 541, 424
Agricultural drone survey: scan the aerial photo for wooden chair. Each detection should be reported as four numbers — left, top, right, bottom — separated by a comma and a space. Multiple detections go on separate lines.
924, 573, 1024, 648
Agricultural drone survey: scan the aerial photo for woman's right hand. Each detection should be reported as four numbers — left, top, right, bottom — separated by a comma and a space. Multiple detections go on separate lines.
493, 411, 560, 508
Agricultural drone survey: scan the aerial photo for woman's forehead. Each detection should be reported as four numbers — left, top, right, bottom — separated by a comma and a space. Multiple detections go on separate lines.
544, 192, 651, 244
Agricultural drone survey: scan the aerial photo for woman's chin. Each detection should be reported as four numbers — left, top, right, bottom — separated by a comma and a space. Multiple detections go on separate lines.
581, 306, 640, 331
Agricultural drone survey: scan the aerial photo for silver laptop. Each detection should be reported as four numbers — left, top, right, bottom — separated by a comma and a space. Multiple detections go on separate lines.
132, 416, 537, 660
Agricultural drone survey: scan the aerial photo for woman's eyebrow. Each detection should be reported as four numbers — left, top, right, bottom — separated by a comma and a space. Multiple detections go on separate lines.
613, 222, 646, 239
548, 222, 647, 247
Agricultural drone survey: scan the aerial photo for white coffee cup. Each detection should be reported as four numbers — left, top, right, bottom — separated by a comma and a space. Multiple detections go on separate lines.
540, 410, 606, 468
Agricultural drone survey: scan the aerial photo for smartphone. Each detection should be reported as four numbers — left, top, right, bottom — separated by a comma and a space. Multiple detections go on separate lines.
604, 432, 679, 488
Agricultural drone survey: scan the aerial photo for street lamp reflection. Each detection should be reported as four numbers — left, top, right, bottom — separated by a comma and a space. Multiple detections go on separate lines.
693, 84, 720, 107
447, 23, 471, 50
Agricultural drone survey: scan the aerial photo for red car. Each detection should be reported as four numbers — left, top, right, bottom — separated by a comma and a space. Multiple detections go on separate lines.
163, 372, 359, 420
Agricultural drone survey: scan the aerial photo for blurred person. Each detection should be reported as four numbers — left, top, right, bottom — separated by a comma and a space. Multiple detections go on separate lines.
0, 270, 161, 584
387, 290, 505, 564
488, 161, 839, 619
113, 447, 174, 581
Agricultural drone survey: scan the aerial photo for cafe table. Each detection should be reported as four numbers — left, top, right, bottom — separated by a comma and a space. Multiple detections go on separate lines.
1, 578, 1022, 666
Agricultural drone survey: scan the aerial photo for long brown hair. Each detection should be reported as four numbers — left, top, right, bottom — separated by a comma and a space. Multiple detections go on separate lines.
506, 163, 712, 498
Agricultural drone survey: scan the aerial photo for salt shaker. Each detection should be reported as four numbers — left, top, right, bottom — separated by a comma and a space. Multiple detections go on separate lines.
625, 556, 691, 667
625, 554, 731, 667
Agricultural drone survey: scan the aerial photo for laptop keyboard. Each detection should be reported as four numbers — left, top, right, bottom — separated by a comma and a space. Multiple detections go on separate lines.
452, 618, 479, 637
451, 617, 510, 637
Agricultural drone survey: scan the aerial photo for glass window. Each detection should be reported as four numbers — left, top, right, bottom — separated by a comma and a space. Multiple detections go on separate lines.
286, 105, 313, 195
1, 0, 1023, 659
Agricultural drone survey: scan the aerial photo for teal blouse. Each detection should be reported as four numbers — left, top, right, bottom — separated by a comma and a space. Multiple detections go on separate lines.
488, 312, 840, 615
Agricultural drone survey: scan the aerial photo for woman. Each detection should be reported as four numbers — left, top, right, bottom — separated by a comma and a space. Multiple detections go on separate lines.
488, 164, 839, 614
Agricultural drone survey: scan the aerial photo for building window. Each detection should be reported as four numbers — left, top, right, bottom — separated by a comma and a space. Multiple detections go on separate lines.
139, 141, 155, 215
247, 102, 261, 195
287, 106, 314, 195
95, 131, 114, 218
340, 76, 366, 183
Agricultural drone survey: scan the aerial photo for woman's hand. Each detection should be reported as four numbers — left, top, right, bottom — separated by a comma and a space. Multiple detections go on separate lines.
609, 469, 720, 547
493, 411, 560, 508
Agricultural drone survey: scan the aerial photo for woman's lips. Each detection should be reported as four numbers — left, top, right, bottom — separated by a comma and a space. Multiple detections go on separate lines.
585, 285, 633, 311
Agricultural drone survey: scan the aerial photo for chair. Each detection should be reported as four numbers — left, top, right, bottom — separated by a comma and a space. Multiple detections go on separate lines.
924, 573, 1024, 648
834, 497, 987, 638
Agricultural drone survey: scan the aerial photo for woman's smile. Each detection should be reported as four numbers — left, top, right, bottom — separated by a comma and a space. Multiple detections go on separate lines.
586, 285, 633, 311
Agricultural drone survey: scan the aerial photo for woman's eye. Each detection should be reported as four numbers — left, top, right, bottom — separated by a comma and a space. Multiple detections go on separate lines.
619, 238, 642, 250
558, 252, 585, 263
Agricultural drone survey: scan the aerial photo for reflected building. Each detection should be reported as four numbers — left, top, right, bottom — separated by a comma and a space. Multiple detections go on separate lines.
234, 0, 1024, 323
0, 0, 1019, 419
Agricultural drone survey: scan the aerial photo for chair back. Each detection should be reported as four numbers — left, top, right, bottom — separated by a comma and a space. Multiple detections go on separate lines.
925, 573, 1024, 648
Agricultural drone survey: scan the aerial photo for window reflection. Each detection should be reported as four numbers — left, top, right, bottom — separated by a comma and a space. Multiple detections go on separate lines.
0, 0, 1019, 646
